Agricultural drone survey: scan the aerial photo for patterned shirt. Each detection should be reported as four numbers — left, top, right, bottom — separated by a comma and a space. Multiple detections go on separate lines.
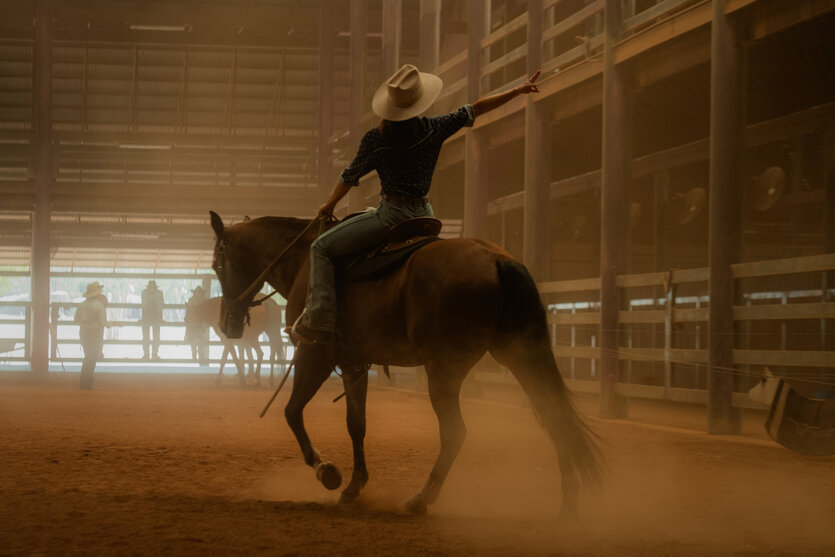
339, 104, 475, 198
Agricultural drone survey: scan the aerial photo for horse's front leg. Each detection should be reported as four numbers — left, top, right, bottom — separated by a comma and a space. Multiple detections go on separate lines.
338, 367, 369, 504
230, 344, 246, 387
284, 345, 341, 491
252, 343, 263, 386
216, 344, 230, 386
405, 363, 468, 514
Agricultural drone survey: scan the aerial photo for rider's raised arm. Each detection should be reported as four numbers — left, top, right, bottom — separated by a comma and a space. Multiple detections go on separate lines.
471, 69, 541, 119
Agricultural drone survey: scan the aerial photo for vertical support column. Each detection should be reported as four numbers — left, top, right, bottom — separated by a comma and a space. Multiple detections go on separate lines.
707, 0, 743, 434
419, 0, 441, 71
463, 0, 490, 239
347, 0, 368, 214
382, 0, 402, 79
823, 123, 835, 358
523, 0, 549, 281
31, 0, 52, 376
599, 0, 630, 418
317, 1, 334, 196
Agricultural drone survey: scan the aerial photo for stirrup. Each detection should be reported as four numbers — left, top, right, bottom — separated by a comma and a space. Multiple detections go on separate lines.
288, 310, 332, 346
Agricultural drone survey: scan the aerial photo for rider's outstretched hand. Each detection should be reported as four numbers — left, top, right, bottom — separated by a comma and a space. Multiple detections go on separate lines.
517, 70, 541, 95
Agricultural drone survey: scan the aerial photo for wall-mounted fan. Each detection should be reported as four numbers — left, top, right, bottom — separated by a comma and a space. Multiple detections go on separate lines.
669, 187, 706, 224
751, 166, 785, 211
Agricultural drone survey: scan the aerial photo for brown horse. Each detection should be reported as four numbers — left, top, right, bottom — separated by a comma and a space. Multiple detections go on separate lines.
184, 296, 285, 387
208, 211, 604, 517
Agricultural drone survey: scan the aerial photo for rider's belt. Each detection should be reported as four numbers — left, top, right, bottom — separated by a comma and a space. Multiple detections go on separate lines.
382, 193, 430, 206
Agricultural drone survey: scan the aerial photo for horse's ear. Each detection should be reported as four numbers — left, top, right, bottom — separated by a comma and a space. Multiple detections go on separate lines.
209, 211, 224, 238
242, 215, 251, 223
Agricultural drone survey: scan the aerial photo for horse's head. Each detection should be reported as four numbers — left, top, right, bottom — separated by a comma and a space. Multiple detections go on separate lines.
210, 211, 259, 339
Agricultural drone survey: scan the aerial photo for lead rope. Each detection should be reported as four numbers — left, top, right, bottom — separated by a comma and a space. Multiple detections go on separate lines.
236, 214, 324, 307
245, 213, 338, 308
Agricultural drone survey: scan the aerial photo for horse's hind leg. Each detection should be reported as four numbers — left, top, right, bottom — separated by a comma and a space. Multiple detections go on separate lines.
230, 345, 246, 387
338, 367, 369, 504
405, 360, 469, 514
284, 345, 341, 491
252, 343, 263, 386
216, 345, 230, 386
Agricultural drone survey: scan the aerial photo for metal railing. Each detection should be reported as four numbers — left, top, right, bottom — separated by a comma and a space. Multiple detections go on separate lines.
0, 300, 290, 370
492, 253, 835, 408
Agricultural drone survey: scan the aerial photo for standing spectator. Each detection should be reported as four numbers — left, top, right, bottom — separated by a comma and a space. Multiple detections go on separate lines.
185, 285, 209, 364
74, 282, 106, 390
141, 280, 164, 359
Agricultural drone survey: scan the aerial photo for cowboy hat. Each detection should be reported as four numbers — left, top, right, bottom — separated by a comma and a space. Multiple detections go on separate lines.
83, 281, 104, 298
372, 64, 443, 122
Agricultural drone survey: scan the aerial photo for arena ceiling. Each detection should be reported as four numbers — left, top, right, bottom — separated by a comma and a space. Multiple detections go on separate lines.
0, 0, 414, 270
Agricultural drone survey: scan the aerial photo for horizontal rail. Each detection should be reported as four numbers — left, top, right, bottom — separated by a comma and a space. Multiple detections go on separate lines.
554, 345, 601, 359
539, 276, 600, 293
549, 312, 600, 325
623, 0, 699, 32
731, 253, 835, 279
733, 302, 835, 321
541, 1, 603, 45
435, 49, 467, 77
732, 349, 835, 368
473, 375, 766, 409
480, 13, 528, 49
480, 44, 527, 77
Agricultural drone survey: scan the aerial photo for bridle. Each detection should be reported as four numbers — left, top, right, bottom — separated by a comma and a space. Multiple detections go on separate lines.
213, 214, 333, 328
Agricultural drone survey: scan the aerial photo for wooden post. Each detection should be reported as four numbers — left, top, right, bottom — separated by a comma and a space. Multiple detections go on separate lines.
317, 1, 335, 197
599, 0, 630, 418
347, 0, 368, 214
382, 0, 402, 79
31, 0, 53, 376
463, 0, 490, 239
419, 0, 441, 71
707, 0, 743, 434
523, 0, 549, 281
824, 124, 835, 356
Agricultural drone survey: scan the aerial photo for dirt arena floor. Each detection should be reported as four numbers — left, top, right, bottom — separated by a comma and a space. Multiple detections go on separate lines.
1, 371, 833, 556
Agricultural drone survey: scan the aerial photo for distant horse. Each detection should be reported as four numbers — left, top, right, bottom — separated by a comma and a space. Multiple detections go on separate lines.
208, 211, 604, 517
184, 296, 285, 387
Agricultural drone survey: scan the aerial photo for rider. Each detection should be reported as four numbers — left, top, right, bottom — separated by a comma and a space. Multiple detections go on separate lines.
291, 64, 541, 346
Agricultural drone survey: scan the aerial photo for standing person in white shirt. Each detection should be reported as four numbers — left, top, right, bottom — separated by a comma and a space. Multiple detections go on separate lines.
74, 282, 107, 390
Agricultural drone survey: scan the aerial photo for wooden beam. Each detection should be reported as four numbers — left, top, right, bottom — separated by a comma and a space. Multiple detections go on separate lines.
599, 0, 630, 418
419, 0, 441, 71
707, 0, 744, 434
30, 0, 52, 377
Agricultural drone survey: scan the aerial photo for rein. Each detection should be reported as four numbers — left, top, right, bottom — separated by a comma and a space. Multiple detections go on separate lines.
235, 213, 334, 308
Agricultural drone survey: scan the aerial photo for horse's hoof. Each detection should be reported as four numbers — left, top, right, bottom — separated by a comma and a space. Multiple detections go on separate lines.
405, 495, 427, 515
559, 506, 579, 522
338, 488, 360, 504
316, 462, 342, 491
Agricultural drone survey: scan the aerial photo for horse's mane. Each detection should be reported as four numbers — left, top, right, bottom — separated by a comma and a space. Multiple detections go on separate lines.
228, 216, 315, 242
246, 215, 313, 229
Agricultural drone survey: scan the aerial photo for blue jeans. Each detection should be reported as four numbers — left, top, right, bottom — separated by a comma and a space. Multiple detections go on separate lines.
304, 198, 434, 332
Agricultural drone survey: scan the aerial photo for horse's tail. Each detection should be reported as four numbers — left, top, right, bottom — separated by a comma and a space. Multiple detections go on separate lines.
492, 257, 606, 491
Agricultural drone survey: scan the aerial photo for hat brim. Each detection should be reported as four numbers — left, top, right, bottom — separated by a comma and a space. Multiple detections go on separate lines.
372, 72, 443, 122
83, 288, 102, 298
